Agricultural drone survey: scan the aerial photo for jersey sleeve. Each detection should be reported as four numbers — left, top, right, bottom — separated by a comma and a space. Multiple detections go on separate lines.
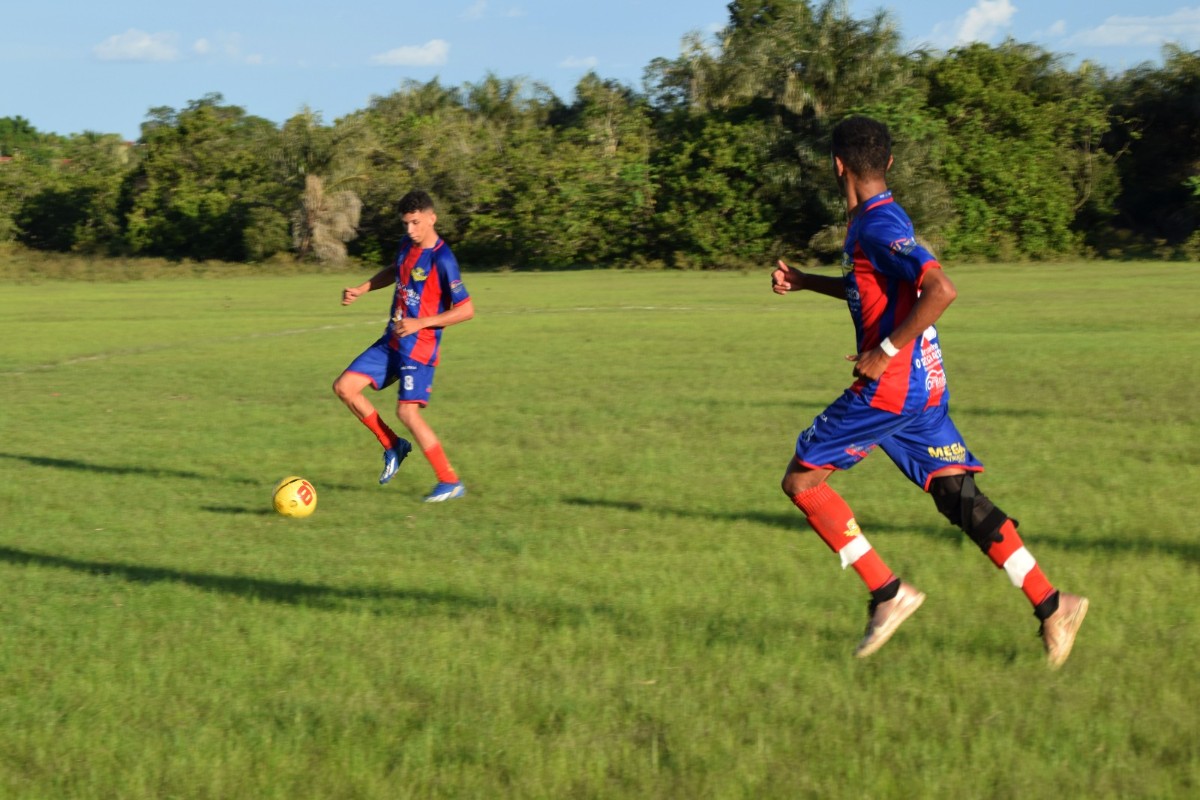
859, 214, 940, 283
435, 246, 470, 307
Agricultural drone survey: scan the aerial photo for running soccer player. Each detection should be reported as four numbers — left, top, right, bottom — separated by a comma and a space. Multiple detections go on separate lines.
771, 116, 1087, 667
333, 190, 474, 502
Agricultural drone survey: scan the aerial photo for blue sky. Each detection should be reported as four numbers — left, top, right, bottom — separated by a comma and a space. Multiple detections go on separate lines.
3, 1, 1197, 141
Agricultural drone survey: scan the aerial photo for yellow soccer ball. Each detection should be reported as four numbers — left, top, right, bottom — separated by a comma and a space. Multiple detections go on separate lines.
272, 476, 317, 518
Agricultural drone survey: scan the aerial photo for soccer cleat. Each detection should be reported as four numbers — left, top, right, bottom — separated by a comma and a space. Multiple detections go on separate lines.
378, 439, 413, 485
854, 581, 926, 658
1041, 592, 1088, 669
423, 481, 466, 503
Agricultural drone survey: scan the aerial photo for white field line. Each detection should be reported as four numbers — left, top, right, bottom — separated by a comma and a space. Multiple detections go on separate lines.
1, 304, 759, 376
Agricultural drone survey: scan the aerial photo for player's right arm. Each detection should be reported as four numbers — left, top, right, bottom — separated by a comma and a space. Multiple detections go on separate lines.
771, 259, 846, 299
341, 267, 395, 306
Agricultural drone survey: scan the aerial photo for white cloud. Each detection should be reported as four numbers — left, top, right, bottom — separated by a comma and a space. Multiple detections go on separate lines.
1067, 8, 1200, 47
462, 0, 487, 20
93, 29, 179, 62
560, 56, 599, 69
371, 39, 450, 67
1037, 20, 1067, 39
193, 38, 211, 56
929, 0, 1018, 47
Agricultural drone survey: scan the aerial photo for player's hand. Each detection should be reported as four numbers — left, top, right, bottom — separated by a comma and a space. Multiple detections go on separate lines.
341, 285, 367, 306
771, 260, 803, 294
847, 347, 891, 382
395, 317, 424, 338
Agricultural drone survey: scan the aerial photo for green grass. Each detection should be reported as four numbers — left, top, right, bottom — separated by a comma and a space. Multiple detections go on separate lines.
1, 262, 1197, 798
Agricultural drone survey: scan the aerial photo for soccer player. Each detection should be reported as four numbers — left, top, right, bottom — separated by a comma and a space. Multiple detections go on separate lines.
771, 116, 1087, 667
333, 190, 474, 502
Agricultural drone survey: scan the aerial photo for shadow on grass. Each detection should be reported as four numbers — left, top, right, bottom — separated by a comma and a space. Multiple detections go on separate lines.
0, 451, 365, 493
0, 452, 215, 482
561, 495, 1198, 564
0, 544, 499, 613
0, 544, 840, 649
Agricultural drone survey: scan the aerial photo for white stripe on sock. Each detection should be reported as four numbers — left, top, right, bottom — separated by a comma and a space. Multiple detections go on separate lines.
839, 536, 872, 570
1003, 546, 1036, 587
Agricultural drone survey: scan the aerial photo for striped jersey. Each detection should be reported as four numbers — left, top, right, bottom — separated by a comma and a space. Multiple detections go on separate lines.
841, 190, 948, 414
386, 236, 470, 365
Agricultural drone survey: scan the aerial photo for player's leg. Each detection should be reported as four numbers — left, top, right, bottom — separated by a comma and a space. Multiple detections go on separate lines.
783, 393, 925, 657
393, 362, 465, 502
927, 470, 1087, 667
884, 406, 1087, 668
333, 341, 411, 484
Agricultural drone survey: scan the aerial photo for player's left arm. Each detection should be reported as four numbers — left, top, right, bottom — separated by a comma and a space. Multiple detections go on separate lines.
396, 298, 475, 337
850, 266, 957, 381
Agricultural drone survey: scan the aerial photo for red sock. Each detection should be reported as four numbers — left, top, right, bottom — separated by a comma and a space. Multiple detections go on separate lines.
792, 483, 895, 591
985, 520, 1056, 608
423, 444, 458, 484
361, 411, 400, 449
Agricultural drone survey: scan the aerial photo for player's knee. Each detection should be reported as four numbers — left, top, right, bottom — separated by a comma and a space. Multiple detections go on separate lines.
929, 473, 1011, 552
781, 465, 823, 499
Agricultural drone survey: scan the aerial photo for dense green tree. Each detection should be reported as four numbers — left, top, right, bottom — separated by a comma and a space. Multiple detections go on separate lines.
499, 74, 656, 267
651, 114, 776, 266
1105, 45, 1200, 246
924, 41, 1115, 259
15, 133, 132, 253
0, 116, 58, 159
120, 94, 284, 261
647, 0, 915, 257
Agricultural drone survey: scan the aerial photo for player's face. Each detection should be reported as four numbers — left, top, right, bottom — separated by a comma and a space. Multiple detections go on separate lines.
403, 209, 438, 248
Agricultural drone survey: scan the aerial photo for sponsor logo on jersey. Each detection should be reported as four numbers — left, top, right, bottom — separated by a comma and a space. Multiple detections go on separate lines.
889, 237, 918, 255
412, 266, 428, 282
928, 442, 967, 461
844, 444, 875, 461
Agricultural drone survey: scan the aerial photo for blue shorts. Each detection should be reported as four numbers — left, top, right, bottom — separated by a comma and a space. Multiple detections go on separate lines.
344, 337, 436, 406
794, 389, 983, 490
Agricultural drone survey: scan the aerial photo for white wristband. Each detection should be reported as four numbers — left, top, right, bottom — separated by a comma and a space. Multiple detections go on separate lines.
879, 337, 900, 357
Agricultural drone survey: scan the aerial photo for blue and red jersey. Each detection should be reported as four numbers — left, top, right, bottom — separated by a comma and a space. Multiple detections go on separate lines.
841, 190, 948, 415
386, 236, 470, 365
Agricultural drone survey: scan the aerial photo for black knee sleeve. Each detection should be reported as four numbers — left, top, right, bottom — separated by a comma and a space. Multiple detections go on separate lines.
929, 473, 1013, 552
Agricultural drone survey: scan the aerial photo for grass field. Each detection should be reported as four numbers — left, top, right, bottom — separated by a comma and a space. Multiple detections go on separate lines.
1, 262, 1197, 798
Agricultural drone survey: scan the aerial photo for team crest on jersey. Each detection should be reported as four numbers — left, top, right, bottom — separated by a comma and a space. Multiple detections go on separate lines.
411, 266, 428, 282
840, 251, 854, 276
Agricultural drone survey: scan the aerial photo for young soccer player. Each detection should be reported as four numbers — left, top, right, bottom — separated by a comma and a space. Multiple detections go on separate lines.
772, 116, 1087, 667
333, 190, 474, 502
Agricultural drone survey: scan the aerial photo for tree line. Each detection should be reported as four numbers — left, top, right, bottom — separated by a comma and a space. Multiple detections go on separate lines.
2, 0, 1198, 269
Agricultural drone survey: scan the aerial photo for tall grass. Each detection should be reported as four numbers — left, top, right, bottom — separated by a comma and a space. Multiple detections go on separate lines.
0, 262, 1197, 798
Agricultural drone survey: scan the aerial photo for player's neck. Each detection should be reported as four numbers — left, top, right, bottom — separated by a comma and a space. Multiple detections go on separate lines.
844, 176, 889, 218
